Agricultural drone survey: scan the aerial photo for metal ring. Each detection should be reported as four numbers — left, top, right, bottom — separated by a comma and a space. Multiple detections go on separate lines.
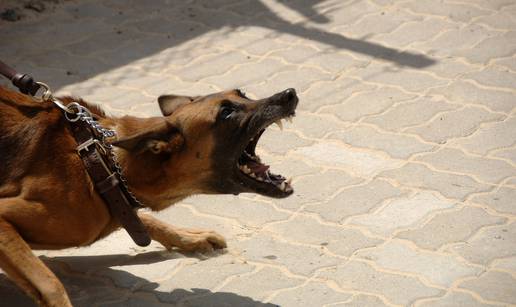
64, 102, 84, 122
33, 82, 51, 102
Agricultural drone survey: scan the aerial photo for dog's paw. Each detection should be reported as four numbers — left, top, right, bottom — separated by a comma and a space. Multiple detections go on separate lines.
175, 228, 227, 253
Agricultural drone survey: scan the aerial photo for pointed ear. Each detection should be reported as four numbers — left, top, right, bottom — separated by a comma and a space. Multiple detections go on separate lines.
158, 95, 195, 116
112, 122, 184, 155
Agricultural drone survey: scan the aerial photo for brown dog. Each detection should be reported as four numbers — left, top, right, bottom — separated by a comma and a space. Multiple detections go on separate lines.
0, 86, 298, 306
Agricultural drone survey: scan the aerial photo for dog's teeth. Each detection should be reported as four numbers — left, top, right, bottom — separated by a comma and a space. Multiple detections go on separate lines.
279, 181, 286, 191
257, 176, 264, 181
250, 173, 256, 178
275, 120, 283, 131
286, 178, 292, 185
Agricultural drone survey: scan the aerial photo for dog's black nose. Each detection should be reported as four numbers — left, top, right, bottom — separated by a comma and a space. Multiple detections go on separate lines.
283, 88, 297, 101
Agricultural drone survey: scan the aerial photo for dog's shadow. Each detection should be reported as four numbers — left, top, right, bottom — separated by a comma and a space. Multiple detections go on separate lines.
0, 251, 278, 307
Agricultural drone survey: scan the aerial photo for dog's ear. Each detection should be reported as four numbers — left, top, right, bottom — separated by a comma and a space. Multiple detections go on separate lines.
158, 95, 195, 116
112, 122, 184, 155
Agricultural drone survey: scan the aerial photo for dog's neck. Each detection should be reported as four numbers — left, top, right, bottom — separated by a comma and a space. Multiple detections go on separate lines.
106, 118, 193, 211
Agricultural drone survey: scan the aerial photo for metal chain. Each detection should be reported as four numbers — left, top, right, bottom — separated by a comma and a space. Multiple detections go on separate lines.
39, 83, 144, 208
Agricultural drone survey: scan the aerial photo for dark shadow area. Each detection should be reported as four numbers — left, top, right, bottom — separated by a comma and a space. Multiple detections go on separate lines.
0, 0, 436, 91
0, 251, 278, 307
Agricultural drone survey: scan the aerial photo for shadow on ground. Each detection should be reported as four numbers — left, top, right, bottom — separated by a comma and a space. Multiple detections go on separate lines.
0, 251, 278, 307
1, 0, 435, 91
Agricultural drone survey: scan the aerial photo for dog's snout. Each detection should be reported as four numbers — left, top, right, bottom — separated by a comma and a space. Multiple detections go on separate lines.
283, 88, 297, 101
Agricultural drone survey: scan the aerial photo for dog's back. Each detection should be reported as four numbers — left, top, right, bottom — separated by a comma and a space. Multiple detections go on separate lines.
0, 86, 62, 186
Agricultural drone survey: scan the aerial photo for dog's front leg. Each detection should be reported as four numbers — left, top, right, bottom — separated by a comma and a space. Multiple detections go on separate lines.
137, 213, 227, 253
0, 217, 72, 307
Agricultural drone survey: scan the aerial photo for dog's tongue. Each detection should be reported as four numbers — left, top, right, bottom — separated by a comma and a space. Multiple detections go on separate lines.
248, 160, 269, 176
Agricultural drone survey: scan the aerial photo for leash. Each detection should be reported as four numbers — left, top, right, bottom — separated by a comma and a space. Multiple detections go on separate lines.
0, 60, 151, 247
0, 60, 41, 95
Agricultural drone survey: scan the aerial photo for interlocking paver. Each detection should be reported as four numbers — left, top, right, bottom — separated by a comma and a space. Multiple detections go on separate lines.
417, 291, 498, 307
450, 222, 516, 265
396, 207, 506, 250
379, 163, 491, 200
1, 0, 515, 306
364, 97, 459, 132
405, 107, 505, 144
348, 191, 455, 236
459, 271, 516, 305
269, 281, 353, 307
305, 178, 404, 224
317, 260, 443, 306
415, 148, 515, 183
328, 125, 436, 159
356, 240, 481, 287
267, 215, 382, 257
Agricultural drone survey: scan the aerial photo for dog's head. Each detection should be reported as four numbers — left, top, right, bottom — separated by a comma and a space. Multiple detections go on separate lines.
113, 88, 298, 205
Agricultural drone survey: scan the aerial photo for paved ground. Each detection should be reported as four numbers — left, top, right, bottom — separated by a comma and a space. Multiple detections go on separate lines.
1, 0, 516, 306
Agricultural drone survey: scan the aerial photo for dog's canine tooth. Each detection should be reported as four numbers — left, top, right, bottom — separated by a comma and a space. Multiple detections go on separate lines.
250, 173, 256, 178
256, 176, 264, 181
279, 181, 286, 191
274, 120, 283, 131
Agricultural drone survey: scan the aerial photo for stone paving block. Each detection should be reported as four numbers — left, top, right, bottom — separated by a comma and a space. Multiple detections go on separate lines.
413, 24, 500, 58
356, 240, 481, 287
267, 215, 382, 257
419, 57, 479, 79
294, 141, 404, 178
459, 271, 516, 304
492, 257, 516, 273
286, 112, 349, 139
267, 169, 362, 211
418, 291, 498, 307
457, 31, 516, 64
320, 87, 417, 122
183, 195, 290, 227
397, 206, 506, 250
471, 186, 516, 215
374, 17, 454, 47
450, 222, 516, 265
266, 158, 321, 179
269, 281, 353, 307
451, 117, 516, 155
415, 148, 515, 183
353, 64, 449, 93
246, 67, 333, 94
324, 0, 378, 26
463, 0, 516, 10
317, 260, 443, 306
405, 106, 505, 144
173, 51, 256, 83
428, 80, 516, 113
493, 56, 516, 71
464, 65, 516, 89
334, 8, 421, 38
364, 97, 459, 132
332, 294, 388, 307
269, 44, 321, 64
217, 267, 304, 303
348, 191, 455, 236
304, 179, 404, 224
145, 254, 255, 304
378, 163, 491, 200
237, 233, 341, 276
476, 11, 516, 30
257, 128, 313, 156
492, 147, 516, 167
300, 77, 376, 112
404, 0, 491, 23
328, 125, 436, 159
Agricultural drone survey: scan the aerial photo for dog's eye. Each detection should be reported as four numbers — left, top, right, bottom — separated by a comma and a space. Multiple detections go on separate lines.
219, 106, 235, 120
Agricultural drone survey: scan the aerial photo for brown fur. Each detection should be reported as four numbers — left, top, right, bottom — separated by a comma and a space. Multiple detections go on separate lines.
0, 87, 233, 306
0, 85, 298, 306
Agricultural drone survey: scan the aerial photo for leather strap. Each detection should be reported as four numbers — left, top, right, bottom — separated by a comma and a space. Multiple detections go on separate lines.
70, 120, 151, 247
0, 60, 40, 95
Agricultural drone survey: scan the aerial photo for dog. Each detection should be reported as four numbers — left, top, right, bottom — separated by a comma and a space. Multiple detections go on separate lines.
0, 86, 298, 307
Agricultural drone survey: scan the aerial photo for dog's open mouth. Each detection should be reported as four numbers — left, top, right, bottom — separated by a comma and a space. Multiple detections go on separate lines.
237, 115, 294, 197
